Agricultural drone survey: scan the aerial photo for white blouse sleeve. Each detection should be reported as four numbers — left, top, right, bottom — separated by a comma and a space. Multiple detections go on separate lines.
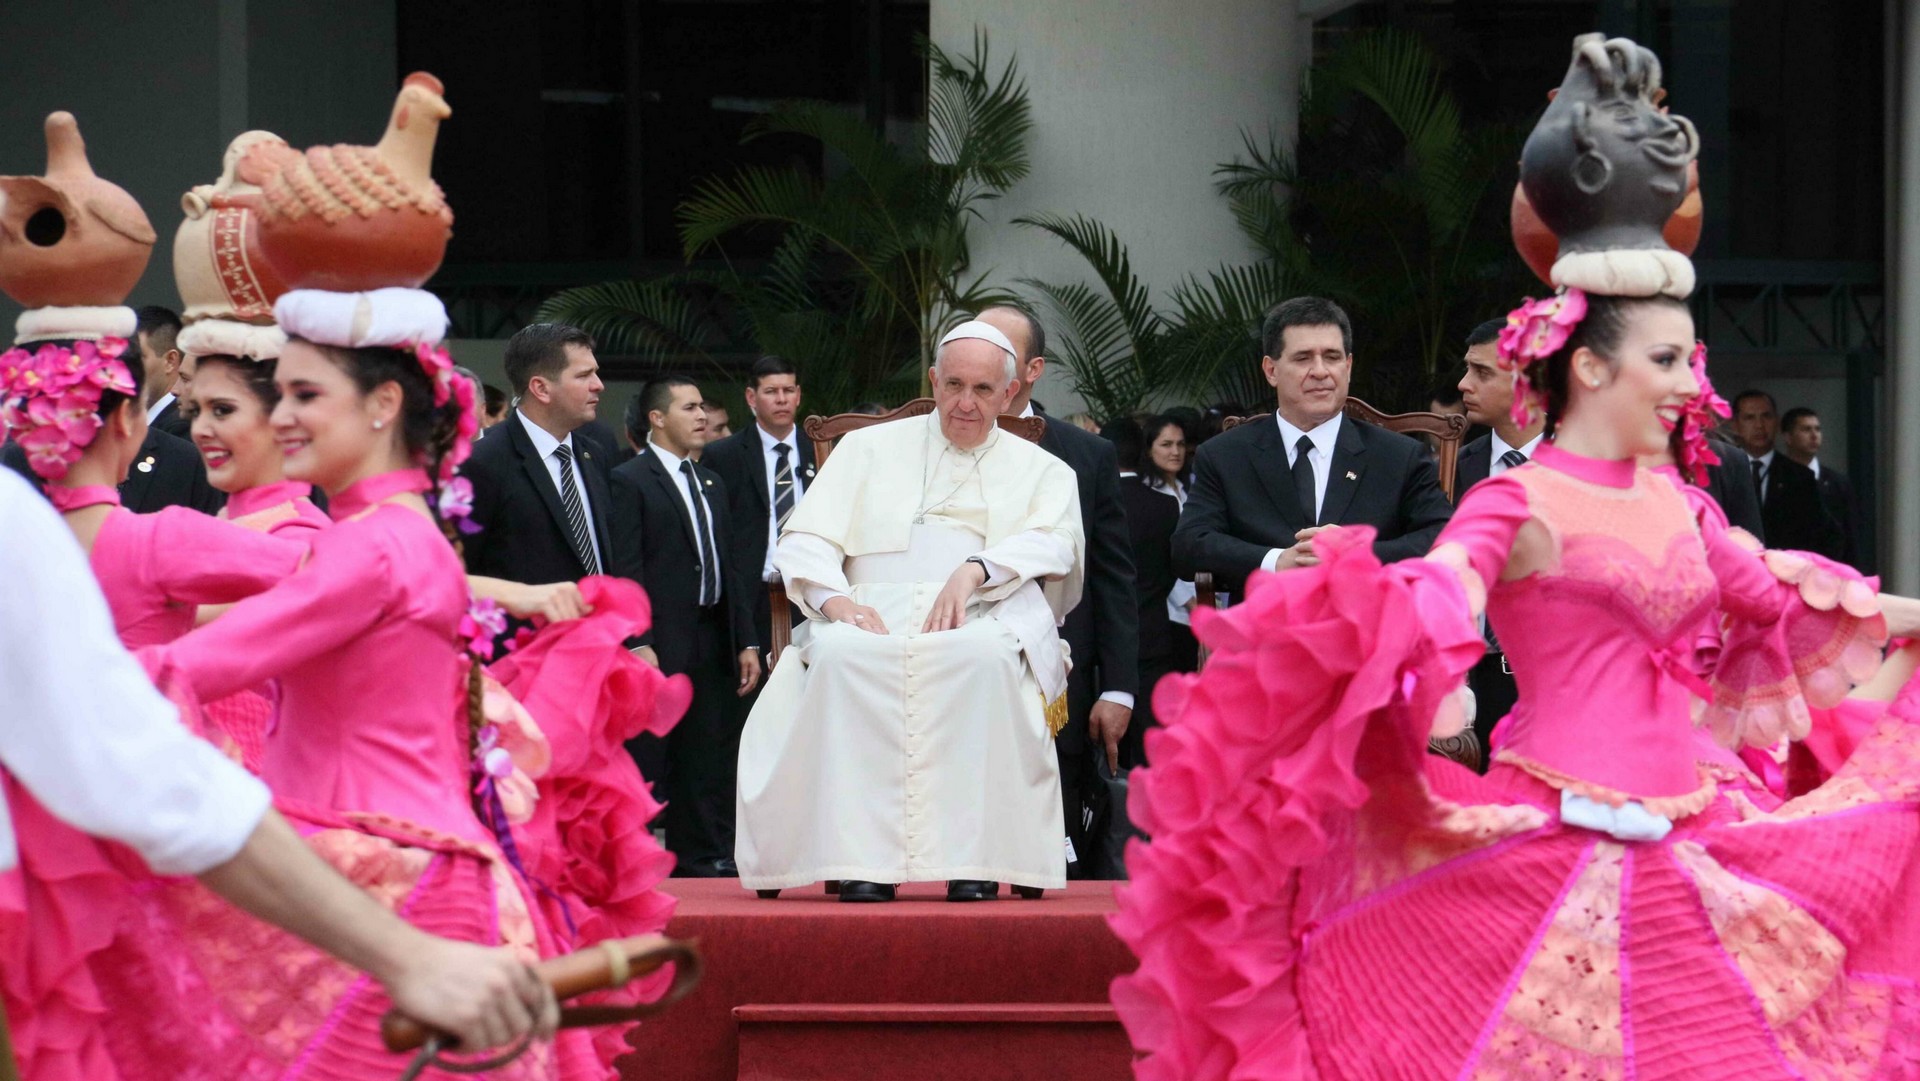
0, 471, 269, 875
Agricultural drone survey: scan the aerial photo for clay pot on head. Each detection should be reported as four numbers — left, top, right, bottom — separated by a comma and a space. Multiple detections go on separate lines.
1512, 160, 1702, 287
242, 72, 455, 292
1518, 35, 1698, 256
175, 131, 294, 327
0, 112, 157, 310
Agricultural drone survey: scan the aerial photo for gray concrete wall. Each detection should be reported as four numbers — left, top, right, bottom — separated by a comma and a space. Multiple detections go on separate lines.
0, 0, 396, 324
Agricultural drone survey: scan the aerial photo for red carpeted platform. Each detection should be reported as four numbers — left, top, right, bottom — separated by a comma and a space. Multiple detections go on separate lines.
617, 880, 1138, 1081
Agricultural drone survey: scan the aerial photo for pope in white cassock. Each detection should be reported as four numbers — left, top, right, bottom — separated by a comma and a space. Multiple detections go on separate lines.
735, 321, 1085, 902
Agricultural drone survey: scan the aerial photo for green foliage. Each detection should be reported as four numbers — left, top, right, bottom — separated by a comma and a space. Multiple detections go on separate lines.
540, 30, 1032, 413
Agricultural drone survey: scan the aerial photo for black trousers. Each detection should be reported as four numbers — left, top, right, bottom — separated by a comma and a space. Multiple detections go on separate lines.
1465, 650, 1519, 774
653, 605, 739, 872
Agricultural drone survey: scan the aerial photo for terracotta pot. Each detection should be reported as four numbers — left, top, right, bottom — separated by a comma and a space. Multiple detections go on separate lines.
242, 72, 454, 292
0, 112, 156, 309
174, 131, 293, 327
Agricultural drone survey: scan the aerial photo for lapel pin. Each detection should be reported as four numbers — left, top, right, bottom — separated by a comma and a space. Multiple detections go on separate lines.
1345, 471, 1357, 481
138, 457, 155, 473
705, 478, 714, 487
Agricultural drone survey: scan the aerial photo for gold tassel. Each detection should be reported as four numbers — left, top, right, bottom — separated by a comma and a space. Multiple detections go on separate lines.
1044, 692, 1069, 739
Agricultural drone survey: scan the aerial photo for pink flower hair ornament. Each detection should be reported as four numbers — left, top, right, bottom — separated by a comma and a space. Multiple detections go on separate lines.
1495, 287, 1588, 429
0, 338, 136, 481
411, 340, 480, 533
1677, 340, 1729, 485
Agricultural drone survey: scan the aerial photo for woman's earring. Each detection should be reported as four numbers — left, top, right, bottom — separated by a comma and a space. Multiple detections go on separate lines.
373, 419, 385, 430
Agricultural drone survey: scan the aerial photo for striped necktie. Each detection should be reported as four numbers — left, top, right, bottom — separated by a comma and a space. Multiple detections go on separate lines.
1498, 448, 1529, 471
552, 443, 600, 576
773, 442, 798, 530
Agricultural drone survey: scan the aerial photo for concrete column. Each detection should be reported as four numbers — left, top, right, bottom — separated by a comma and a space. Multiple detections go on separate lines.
929, 1, 1309, 353
1890, 0, 1920, 593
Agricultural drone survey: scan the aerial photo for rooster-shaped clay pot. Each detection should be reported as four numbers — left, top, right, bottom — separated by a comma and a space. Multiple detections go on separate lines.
0, 112, 157, 309
241, 72, 454, 292
175, 130, 293, 327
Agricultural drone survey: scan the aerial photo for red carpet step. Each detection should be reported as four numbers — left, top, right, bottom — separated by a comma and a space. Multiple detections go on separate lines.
619, 880, 1137, 1081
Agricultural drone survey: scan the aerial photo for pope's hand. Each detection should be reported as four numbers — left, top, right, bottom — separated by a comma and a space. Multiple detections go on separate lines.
822, 597, 889, 634
736, 648, 762, 696
923, 560, 988, 633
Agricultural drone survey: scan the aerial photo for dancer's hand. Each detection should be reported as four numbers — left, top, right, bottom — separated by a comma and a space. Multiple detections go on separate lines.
380, 936, 558, 1051
503, 582, 591, 623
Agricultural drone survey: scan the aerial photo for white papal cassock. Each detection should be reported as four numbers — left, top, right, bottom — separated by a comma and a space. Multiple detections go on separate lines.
735, 411, 1084, 890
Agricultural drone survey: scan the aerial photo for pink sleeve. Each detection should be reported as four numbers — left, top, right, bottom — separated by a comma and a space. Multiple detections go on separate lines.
1700, 509, 1887, 750
143, 527, 389, 703
1429, 475, 1532, 605
142, 507, 307, 606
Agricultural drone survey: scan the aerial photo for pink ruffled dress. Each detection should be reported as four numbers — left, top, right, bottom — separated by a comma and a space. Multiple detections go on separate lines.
1114, 444, 1915, 1080
202, 479, 332, 771
84, 469, 575, 1080
485, 576, 692, 1076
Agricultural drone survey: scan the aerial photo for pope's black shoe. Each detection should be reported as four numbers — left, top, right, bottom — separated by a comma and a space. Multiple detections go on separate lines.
946, 879, 998, 902
838, 880, 897, 903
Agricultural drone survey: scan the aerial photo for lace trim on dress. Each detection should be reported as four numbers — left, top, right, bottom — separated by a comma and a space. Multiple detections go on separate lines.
1493, 749, 1720, 818
1704, 543, 1887, 750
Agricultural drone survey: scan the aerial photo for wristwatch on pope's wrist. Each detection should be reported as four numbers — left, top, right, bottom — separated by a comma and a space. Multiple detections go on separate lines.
965, 556, 990, 586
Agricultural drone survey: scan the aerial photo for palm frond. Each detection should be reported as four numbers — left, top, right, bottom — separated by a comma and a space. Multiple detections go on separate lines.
536, 277, 722, 365
927, 29, 1033, 198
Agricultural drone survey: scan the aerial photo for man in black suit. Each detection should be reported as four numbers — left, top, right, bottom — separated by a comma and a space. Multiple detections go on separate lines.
1099, 417, 1180, 771
608, 376, 761, 877
136, 306, 190, 439
1452, 317, 1544, 768
1731, 390, 1840, 555
1175, 297, 1452, 595
459, 323, 614, 601
1781, 406, 1864, 570
700, 356, 817, 674
978, 304, 1137, 879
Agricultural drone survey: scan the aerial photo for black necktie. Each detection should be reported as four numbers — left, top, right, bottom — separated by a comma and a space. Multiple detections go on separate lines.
681, 460, 720, 606
1498, 449, 1529, 471
552, 443, 600, 576
1751, 458, 1766, 500
1292, 434, 1317, 525
773, 443, 797, 530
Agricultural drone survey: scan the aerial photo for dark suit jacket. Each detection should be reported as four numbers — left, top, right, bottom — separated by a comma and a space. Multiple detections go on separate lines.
1118, 475, 1180, 664
1041, 416, 1139, 703
1457, 432, 1493, 493
1699, 437, 1765, 541
607, 449, 756, 672
459, 412, 614, 587
3, 426, 223, 514
1815, 463, 1862, 569
1751, 453, 1840, 555
700, 425, 818, 650
150, 396, 191, 440
1173, 412, 1452, 593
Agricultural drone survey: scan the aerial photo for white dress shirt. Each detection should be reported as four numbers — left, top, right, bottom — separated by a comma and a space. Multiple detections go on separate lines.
518, 409, 602, 563
1022, 405, 1134, 712
0, 470, 270, 875
758, 423, 806, 581
648, 436, 724, 593
1490, 430, 1545, 476
1260, 411, 1344, 572
145, 391, 176, 425
1808, 457, 1823, 480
